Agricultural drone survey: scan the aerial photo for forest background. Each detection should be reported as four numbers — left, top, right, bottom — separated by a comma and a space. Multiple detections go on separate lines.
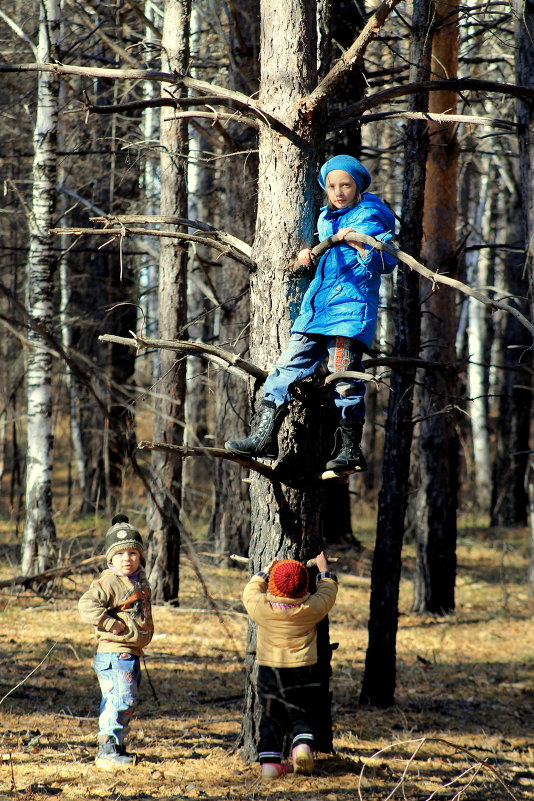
0, 0, 533, 798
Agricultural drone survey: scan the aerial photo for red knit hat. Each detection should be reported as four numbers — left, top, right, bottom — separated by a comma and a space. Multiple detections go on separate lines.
268, 560, 309, 598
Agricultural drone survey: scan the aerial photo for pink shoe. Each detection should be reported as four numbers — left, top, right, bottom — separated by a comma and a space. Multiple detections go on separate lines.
261, 762, 292, 779
292, 743, 314, 775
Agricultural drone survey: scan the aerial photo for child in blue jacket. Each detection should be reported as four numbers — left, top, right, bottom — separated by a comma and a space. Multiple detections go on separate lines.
225, 155, 397, 474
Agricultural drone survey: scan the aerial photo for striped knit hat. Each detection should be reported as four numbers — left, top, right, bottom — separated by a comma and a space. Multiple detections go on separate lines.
268, 559, 309, 598
104, 514, 145, 565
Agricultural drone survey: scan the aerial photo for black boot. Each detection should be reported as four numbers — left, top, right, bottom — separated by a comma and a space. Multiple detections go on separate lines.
325, 420, 368, 473
225, 400, 285, 459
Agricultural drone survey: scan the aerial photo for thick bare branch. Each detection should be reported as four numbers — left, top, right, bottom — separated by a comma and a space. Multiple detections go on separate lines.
137, 441, 275, 480
89, 215, 252, 257
331, 109, 518, 132
0, 62, 290, 133
98, 334, 267, 381
330, 78, 534, 124
307, 233, 534, 338
50, 226, 255, 269
300, 0, 403, 117
0, 555, 104, 590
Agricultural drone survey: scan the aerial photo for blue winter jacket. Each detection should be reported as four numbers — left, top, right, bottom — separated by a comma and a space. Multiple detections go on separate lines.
291, 193, 397, 347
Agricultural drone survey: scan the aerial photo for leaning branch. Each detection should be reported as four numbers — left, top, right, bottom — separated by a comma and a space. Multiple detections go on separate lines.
0, 62, 289, 134
0, 555, 104, 590
301, 0, 402, 117
50, 226, 255, 269
330, 78, 534, 123
98, 334, 267, 382
330, 109, 518, 132
137, 440, 275, 480
309, 234, 534, 338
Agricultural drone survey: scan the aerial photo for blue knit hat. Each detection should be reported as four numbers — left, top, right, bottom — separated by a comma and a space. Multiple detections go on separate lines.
318, 155, 371, 192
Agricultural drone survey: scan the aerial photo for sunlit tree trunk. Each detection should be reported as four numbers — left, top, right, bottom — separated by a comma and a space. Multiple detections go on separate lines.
145, 0, 190, 601
21, 0, 61, 574
239, 0, 326, 757
412, 0, 460, 616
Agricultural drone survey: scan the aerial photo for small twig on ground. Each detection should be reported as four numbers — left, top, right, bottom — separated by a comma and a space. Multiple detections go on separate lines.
0, 642, 57, 706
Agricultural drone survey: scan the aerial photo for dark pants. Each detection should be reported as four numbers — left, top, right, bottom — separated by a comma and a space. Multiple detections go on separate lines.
257, 664, 320, 763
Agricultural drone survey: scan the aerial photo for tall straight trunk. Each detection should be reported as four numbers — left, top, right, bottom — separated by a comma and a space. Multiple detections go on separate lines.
359, 0, 430, 708
21, 0, 60, 575
240, 0, 326, 757
513, 0, 534, 579
211, 0, 258, 556
145, 0, 190, 601
412, 0, 460, 616
466, 170, 493, 511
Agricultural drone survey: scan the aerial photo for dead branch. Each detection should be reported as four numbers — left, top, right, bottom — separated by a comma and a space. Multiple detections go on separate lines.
0, 62, 291, 135
98, 333, 266, 382
50, 226, 255, 269
331, 77, 534, 123
309, 233, 534, 338
301, 0, 402, 117
0, 555, 104, 590
137, 440, 275, 480
89, 215, 252, 258
332, 109, 518, 132
230, 554, 339, 568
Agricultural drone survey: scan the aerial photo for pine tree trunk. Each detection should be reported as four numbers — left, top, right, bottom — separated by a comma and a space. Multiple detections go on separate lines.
360, 0, 430, 707
145, 0, 190, 601
412, 0, 460, 617
238, 0, 329, 757
512, 0, 534, 579
21, 0, 60, 575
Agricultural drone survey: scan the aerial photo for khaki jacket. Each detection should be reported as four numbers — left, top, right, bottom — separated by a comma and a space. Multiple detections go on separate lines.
242, 573, 338, 668
78, 568, 153, 655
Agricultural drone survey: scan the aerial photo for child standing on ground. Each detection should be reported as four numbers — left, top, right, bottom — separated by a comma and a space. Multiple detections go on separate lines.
242, 551, 338, 779
78, 514, 153, 769
225, 154, 397, 474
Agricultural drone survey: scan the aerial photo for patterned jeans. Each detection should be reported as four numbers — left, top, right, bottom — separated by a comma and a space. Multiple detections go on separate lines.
93, 652, 141, 744
263, 333, 366, 420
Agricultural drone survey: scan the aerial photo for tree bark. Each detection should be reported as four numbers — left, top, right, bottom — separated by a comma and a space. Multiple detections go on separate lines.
412, 0, 460, 616
359, 0, 430, 707
511, 0, 534, 578
145, 0, 190, 602
239, 0, 329, 758
21, 0, 60, 575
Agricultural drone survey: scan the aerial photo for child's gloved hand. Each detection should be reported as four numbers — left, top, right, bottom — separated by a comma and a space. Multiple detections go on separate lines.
315, 551, 329, 572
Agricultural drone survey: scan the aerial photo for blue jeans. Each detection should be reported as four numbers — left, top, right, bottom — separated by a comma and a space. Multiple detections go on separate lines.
263, 333, 366, 420
93, 652, 141, 744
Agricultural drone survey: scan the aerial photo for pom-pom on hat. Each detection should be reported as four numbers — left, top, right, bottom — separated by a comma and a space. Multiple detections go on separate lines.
318, 154, 371, 193
104, 514, 145, 565
268, 559, 309, 598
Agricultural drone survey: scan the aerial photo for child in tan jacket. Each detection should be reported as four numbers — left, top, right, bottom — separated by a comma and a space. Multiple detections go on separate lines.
242, 551, 337, 779
78, 514, 153, 769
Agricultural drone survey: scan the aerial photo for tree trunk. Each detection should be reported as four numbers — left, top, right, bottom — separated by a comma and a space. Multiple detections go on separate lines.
210, 0, 258, 557
412, 0, 460, 617
512, 0, 534, 581
239, 0, 329, 758
145, 0, 190, 602
359, 0, 430, 707
21, 0, 60, 575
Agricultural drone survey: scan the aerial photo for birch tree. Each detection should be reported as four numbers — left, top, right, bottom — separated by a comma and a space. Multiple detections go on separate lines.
21, 0, 60, 574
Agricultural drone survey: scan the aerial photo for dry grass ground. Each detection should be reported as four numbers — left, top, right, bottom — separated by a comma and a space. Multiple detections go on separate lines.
1, 521, 533, 800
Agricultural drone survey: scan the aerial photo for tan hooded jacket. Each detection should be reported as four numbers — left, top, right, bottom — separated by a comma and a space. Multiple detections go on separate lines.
242, 573, 337, 668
